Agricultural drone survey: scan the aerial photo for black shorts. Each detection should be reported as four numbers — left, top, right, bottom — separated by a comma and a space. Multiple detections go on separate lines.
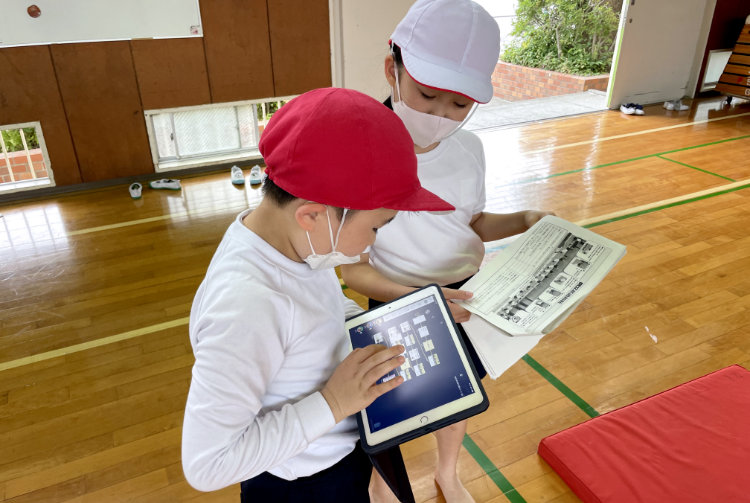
240, 443, 372, 503
367, 277, 487, 380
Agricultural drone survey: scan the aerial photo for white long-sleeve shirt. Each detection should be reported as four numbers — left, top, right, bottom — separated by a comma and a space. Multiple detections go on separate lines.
370, 129, 487, 286
182, 210, 363, 492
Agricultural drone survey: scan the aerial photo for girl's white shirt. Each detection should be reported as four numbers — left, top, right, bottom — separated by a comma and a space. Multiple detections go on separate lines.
369, 128, 486, 286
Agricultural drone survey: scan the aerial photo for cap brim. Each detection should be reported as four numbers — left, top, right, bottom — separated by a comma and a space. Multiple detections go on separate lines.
387, 186, 455, 212
401, 49, 493, 104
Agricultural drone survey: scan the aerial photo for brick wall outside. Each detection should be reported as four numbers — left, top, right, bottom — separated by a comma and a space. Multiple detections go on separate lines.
492, 61, 609, 101
0, 149, 48, 184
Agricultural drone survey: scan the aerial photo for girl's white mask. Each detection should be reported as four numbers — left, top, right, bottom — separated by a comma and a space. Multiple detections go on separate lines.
304, 208, 361, 270
390, 63, 476, 148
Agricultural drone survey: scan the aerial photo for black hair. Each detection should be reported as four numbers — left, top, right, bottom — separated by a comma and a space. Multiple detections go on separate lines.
384, 43, 405, 110
262, 176, 353, 219
262, 175, 298, 207
391, 43, 404, 68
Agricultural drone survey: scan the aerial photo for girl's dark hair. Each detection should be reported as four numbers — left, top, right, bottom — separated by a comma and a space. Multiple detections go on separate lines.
261, 176, 352, 219
384, 43, 404, 110
390, 43, 404, 68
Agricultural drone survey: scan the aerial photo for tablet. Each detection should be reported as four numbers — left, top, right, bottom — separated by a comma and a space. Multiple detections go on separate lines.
345, 284, 489, 453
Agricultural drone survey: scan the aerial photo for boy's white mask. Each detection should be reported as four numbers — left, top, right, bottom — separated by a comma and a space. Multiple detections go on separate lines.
304, 208, 361, 270
390, 63, 476, 148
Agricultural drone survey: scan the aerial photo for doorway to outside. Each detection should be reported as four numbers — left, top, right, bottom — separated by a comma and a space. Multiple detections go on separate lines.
468, 0, 617, 132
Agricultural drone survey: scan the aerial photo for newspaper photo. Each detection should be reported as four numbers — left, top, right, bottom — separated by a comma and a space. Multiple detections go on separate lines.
457, 215, 626, 337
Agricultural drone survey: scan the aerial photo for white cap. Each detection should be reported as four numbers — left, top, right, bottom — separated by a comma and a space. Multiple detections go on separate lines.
391, 0, 500, 104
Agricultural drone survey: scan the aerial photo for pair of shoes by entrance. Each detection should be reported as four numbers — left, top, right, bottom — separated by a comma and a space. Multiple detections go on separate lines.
149, 179, 182, 190
229, 165, 262, 185
129, 179, 181, 198
663, 99, 689, 111
620, 103, 644, 115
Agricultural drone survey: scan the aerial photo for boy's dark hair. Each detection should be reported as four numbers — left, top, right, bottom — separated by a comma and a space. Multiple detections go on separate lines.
262, 176, 351, 219
262, 175, 298, 207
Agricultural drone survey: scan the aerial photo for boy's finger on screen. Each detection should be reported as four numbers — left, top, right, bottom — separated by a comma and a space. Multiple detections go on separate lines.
372, 375, 404, 400
364, 354, 405, 384
353, 344, 386, 362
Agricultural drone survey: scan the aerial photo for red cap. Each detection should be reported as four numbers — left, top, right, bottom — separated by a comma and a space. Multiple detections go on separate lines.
259, 87, 454, 212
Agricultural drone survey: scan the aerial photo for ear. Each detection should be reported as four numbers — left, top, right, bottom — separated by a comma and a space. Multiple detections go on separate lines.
294, 202, 327, 232
384, 54, 397, 89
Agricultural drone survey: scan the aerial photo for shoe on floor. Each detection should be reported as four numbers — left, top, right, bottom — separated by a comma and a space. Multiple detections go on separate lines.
674, 100, 689, 111
249, 165, 262, 185
149, 179, 181, 190
129, 182, 142, 199
633, 104, 645, 116
620, 104, 635, 115
663, 100, 689, 111
230, 165, 245, 185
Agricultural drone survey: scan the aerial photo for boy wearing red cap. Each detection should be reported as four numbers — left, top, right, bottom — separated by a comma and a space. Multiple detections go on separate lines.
341, 1, 554, 501
181, 88, 452, 502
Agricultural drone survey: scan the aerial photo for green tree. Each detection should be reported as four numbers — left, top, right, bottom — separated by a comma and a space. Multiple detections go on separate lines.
502, 0, 619, 75
1, 127, 39, 152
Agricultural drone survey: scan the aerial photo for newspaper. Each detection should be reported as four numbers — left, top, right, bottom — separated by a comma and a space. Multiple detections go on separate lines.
456, 216, 626, 378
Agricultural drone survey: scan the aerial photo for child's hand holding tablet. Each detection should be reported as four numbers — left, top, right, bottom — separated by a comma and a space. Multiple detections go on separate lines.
322, 344, 406, 423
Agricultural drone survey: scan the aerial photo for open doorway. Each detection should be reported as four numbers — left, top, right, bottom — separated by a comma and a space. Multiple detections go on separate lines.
467, 0, 620, 131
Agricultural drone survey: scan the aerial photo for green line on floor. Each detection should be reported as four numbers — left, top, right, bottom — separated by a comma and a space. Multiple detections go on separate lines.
656, 155, 736, 181
658, 134, 750, 156
583, 182, 750, 228
498, 134, 750, 187
522, 354, 599, 418
463, 434, 528, 503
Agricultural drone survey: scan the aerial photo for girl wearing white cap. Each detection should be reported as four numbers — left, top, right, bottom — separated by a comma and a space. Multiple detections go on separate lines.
341, 1, 554, 501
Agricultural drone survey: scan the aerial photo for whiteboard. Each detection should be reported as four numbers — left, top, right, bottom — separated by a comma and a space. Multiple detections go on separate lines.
0, 0, 203, 48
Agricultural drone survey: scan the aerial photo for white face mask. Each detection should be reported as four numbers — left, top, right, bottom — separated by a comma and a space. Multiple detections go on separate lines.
304, 208, 361, 270
391, 64, 472, 148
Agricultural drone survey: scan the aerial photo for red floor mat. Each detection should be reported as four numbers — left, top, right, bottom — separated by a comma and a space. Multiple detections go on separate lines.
538, 365, 750, 502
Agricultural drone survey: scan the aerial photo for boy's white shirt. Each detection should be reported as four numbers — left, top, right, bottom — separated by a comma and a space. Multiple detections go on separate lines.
370, 129, 486, 286
182, 210, 362, 491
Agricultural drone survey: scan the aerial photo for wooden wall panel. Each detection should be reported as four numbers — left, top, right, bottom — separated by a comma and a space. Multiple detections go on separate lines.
0, 46, 81, 186
130, 38, 211, 110
267, 0, 332, 96
200, 0, 275, 103
50, 42, 153, 182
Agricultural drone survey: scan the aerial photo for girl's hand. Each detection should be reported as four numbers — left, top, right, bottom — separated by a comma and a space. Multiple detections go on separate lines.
524, 210, 556, 229
441, 287, 473, 323
322, 344, 405, 423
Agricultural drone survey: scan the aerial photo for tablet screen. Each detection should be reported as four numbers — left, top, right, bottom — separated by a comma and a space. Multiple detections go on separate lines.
348, 289, 477, 433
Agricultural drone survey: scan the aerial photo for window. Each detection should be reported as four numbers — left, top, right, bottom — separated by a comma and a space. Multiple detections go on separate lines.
144, 98, 294, 172
0, 122, 54, 195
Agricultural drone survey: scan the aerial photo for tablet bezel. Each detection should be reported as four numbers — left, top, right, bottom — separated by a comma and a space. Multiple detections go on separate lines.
345, 284, 488, 452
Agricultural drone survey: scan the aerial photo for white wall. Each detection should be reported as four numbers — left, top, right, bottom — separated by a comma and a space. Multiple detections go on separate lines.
330, 0, 412, 100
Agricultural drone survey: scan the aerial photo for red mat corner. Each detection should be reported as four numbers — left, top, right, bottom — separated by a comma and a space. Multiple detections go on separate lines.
538, 365, 750, 502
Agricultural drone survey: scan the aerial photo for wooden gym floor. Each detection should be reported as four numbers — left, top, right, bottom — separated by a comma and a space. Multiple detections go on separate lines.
1, 95, 749, 502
